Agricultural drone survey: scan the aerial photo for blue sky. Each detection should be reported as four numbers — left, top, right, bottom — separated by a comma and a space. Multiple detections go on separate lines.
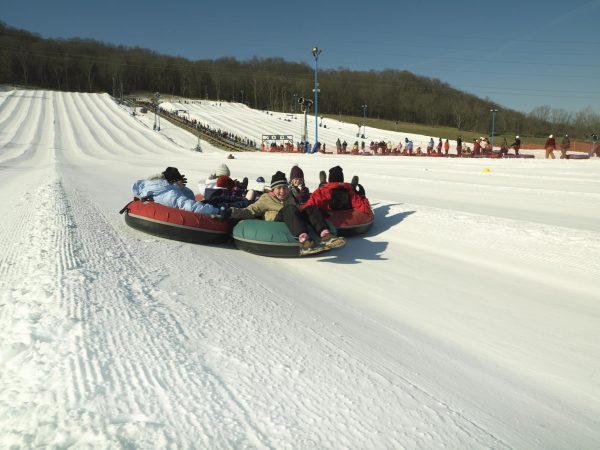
3, 0, 600, 114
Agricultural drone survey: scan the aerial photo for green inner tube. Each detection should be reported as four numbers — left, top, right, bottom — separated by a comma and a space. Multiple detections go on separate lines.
232, 219, 331, 257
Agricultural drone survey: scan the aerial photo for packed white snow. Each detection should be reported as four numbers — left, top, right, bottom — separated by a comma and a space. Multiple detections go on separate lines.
1, 88, 599, 449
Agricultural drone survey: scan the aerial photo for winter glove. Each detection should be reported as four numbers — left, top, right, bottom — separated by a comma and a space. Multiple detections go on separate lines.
216, 207, 232, 220
237, 177, 248, 191
355, 184, 366, 197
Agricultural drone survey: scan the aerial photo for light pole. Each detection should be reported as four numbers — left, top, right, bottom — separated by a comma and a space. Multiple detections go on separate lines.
153, 92, 161, 131
490, 109, 498, 148
312, 47, 322, 152
240, 90, 244, 105
361, 104, 368, 138
293, 93, 297, 114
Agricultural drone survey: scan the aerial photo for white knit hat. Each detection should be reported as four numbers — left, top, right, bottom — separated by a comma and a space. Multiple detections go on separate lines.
215, 164, 230, 177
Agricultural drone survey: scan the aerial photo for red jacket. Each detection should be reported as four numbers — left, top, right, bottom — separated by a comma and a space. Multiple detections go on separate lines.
305, 182, 371, 215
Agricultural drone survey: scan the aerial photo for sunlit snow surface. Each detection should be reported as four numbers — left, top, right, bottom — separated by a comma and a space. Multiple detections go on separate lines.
1, 89, 599, 448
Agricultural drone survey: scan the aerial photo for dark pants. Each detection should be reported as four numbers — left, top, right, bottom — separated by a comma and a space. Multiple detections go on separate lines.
275, 204, 327, 237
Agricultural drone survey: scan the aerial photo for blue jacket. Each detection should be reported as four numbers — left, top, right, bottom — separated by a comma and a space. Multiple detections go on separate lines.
132, 178, 219, 215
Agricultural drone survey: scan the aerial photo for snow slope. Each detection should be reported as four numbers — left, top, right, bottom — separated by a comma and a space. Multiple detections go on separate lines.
1, 88, 599, 449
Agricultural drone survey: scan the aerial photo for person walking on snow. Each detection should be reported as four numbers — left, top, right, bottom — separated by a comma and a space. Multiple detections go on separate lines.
545, 134, 556, 159
511, 136, 521, 156
560, 134, 571, 159
591, 133, 599, 157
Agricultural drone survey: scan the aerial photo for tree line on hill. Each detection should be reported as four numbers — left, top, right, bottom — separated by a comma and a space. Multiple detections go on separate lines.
1, 21, 598, 139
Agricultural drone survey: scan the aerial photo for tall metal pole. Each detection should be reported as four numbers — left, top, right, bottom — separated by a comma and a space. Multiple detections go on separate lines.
312, 47, 322, 152
153, 92, 161, 131
362, 104, 368, 137
490, 109, 498, 147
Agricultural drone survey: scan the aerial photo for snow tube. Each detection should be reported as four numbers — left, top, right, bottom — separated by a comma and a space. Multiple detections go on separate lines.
232, 220, 300, 257
566, 154, 590, 160
232, 220, 338, 257
326, 208, 374, 237
123, 199, 231, 244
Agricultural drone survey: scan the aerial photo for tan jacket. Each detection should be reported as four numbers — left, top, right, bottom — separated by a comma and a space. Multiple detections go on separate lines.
230, 192, 296, 221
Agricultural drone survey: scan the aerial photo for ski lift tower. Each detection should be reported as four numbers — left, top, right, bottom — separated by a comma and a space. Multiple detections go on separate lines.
195, 123, 202, 152
298, 96, 313, 146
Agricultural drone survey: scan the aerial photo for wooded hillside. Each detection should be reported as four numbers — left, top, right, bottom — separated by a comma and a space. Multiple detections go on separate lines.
1, 22, 597, 139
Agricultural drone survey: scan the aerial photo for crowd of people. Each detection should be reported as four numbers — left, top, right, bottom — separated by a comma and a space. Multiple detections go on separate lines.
144, 100, 599, 159
193, 121, 257, 149
312, 132, 600, 159
146, 103, 257, 150
132, 163, 370, 256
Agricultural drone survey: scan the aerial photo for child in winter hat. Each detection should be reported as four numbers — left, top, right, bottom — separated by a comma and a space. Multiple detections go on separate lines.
289, 164, 304, 182
328, 166, 344, 183
289, 164, 310, 204
216, 176, 235, 190
162, 167, 187, 184
215, 163, 230, 177
270, 171, 288, 189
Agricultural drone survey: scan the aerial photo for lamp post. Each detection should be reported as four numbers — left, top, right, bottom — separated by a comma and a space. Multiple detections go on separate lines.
153, 92, 161, 131
312, 46, 322, 152
490, 109, 498, 148
240, 90, 244, 105
293, 93, 297, 114
361, 104, 368, 138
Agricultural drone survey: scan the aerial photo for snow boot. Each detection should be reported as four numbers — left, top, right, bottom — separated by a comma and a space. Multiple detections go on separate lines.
299, 239, 327, 256
320, 232, 346, 249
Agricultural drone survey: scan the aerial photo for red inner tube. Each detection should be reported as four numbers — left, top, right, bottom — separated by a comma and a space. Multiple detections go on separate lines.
127, 200, 230, 233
